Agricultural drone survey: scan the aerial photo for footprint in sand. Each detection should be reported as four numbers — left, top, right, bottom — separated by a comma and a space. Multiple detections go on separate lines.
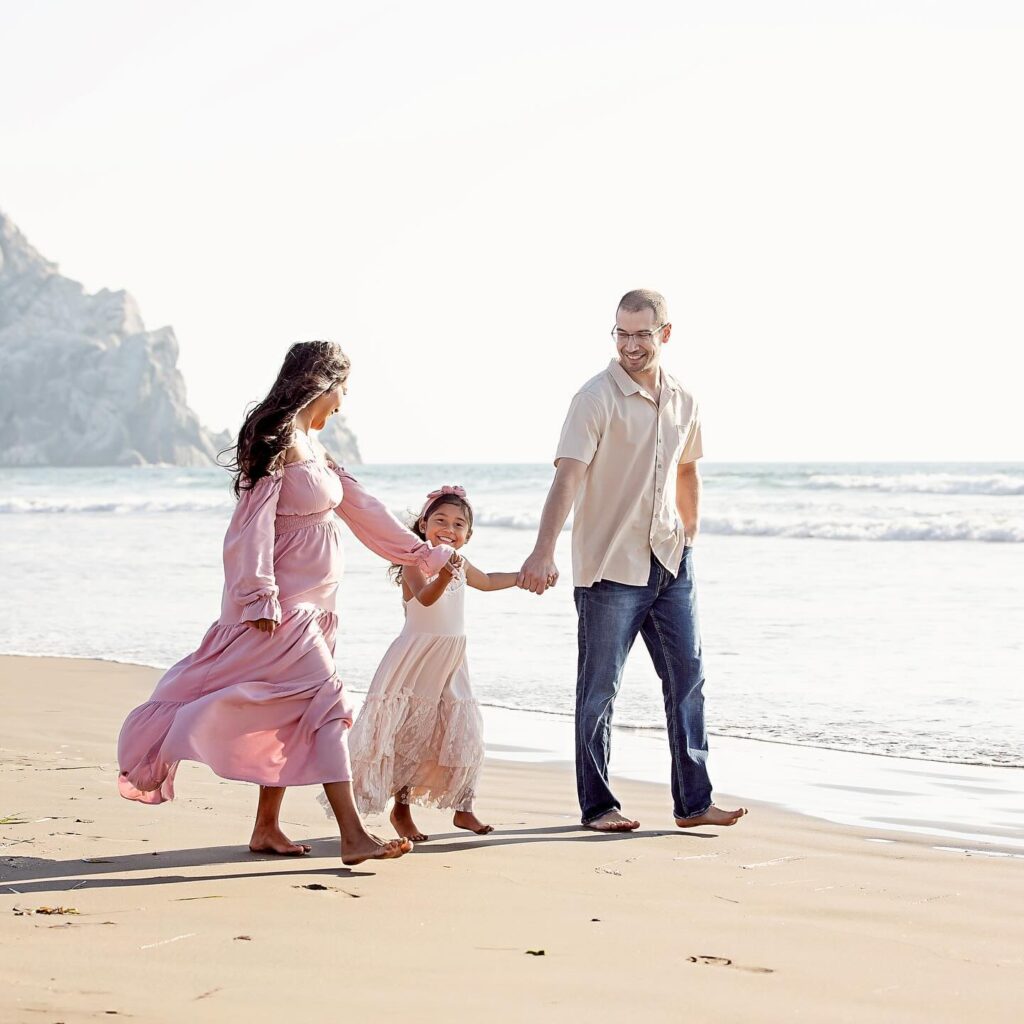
687, 955, 774, 974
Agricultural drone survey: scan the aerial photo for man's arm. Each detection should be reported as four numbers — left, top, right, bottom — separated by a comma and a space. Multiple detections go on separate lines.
518, 457, 588, 594
676, 460, 702, 545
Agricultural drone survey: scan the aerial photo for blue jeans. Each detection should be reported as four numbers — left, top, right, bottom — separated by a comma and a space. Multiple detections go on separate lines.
574, 549, 712, 824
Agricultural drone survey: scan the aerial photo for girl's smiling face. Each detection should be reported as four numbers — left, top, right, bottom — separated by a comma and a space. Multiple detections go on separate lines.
421, 502, 472, 550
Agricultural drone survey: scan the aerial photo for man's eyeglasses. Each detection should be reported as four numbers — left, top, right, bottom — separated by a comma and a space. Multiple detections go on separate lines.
611, 324, 668, 344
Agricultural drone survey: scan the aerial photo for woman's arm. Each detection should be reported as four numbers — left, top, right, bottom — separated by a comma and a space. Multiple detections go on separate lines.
464, 558, 519, 593
330, 464, 452, 574
221, 473, 284, 633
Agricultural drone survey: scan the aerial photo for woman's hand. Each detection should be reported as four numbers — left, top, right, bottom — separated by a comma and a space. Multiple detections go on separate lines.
249, 618, 278, 635
443, 552, 464, 575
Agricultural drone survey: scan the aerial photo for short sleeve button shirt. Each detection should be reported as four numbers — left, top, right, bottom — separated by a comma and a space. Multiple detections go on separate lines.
555, 359, 703, 588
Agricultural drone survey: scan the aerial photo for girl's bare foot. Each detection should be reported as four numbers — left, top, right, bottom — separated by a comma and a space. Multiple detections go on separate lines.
453, 810, 493, 835
390, 802, 428, 842
583, 810, 640, 833
341, 831, 413, 866
248, 824, 311, 856
675, 804, 748, 828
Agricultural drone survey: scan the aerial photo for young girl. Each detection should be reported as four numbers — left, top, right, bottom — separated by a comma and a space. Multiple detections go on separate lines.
347, 486, 519, 841
116, 341, 453, 865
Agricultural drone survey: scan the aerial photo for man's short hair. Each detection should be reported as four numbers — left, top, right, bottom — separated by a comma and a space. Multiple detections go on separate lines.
617, 289, 668, 326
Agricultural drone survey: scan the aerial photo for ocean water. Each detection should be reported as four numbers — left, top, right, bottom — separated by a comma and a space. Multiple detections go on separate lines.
1, 462, 1022, 774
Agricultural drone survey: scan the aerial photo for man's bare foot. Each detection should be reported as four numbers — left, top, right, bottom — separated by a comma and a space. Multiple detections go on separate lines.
248, 824, 311, 856
675, 804, 748, 828
341, 831, 413, 866
390, 802, 428, 842
453, 810, 494, 835
583, 810, 640, 833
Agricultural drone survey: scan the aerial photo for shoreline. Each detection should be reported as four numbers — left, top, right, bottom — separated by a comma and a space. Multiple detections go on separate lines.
2, 653, 1021, 855
0, 655, 1021, 1023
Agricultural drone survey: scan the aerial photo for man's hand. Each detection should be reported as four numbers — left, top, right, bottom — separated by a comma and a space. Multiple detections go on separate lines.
518, 550, 559, 595
248, 618, 278, 635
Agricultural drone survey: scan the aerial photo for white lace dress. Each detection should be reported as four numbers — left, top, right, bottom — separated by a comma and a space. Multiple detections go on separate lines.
348, 567, 484, 814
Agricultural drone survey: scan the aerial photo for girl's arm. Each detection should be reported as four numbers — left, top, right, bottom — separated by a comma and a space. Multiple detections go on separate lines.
464, 558, 519, 593
404, 557, 461, 607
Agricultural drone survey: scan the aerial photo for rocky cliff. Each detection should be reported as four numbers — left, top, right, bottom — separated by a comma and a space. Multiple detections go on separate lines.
0, 211, 361, 467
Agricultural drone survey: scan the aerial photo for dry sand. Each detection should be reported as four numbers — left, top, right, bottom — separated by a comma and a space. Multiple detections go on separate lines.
0, 655, 1021, 1023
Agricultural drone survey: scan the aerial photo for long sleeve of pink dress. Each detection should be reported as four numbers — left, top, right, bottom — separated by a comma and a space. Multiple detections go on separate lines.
331, 465, 452, 575
221, 473, 283, 624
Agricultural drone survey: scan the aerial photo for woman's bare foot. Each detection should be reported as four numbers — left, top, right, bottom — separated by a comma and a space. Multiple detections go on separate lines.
453, 810, 494, 835
248, 824, 311, 856
675, 804, 748, 828
390, 802, 428, 842
341, 831, 413, 866
583, 810, 640, 833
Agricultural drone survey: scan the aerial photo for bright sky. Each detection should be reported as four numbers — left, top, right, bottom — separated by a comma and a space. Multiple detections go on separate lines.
2, 1, 1022, 463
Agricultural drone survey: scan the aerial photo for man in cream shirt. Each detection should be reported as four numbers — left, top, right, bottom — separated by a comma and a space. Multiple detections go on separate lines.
519, 289, 746, 833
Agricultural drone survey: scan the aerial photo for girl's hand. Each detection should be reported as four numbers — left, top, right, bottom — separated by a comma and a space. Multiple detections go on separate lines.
444, 552, 464, 574
249, 618, 278, 635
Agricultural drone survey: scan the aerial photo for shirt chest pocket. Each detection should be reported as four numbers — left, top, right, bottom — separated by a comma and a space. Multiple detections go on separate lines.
669, 419, 693, 463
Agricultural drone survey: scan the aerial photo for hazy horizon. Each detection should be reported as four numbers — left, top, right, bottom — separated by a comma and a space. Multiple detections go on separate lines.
4, 0, 1023, 464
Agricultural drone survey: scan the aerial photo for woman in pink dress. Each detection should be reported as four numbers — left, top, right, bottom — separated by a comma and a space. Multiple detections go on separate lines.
117, 340, 453, 865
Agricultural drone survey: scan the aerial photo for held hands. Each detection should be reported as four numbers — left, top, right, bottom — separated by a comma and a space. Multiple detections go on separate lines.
442, 552, 464, 576
248, 618, 278, 635
517, 550, 559, 595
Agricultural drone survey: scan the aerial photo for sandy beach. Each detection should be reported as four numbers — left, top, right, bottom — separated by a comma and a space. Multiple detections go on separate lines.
1, 655, 1021, 1023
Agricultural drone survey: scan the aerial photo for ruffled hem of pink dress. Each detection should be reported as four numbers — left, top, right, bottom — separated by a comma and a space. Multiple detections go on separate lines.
117, 604, 353, 804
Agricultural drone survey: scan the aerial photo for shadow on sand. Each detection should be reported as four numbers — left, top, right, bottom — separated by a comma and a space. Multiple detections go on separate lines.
1, 824, 715, 895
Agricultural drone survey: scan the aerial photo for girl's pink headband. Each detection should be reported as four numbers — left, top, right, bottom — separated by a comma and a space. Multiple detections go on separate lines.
420, 485, 471, 518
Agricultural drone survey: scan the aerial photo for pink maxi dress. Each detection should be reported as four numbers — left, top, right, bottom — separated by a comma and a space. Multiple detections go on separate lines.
117, 458, 451, 804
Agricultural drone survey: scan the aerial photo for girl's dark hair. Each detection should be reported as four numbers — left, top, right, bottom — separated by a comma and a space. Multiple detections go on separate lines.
389, 494, 474, 586
221, 340, 350, 497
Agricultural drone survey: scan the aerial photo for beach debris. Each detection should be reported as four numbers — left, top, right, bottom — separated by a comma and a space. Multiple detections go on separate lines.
140, 932, 196, 950
687, 955, 774, 975
591, 918, 601, 922
739, 856, 804, 870
172, 895, 223, 902
82, 857, 113, 864
13, 905, 80, 916
525, 950, 546, 956
595, 865, 622, 876
234, 935, 253, 941
194, 988, 222, 1001
292, 883, 361, 897
713, 895, 740, 904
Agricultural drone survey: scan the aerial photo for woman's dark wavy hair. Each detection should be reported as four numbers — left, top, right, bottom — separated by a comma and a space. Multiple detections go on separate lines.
388, 493, 474, 586
221, 340, 350, 497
